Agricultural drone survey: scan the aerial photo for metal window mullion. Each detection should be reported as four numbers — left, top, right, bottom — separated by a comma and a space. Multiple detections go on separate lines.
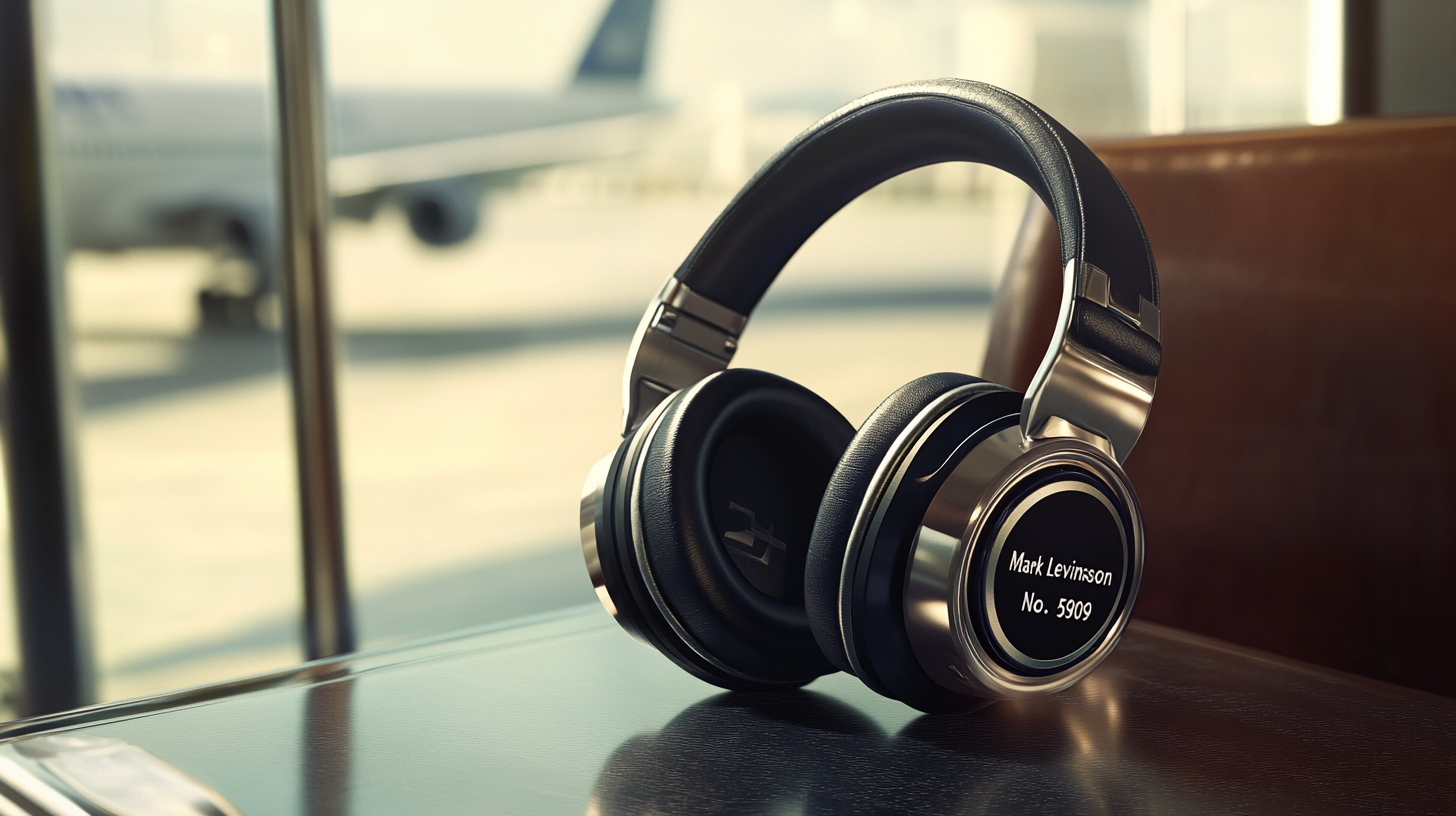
271, 0, 356, 660
0, 0, 96, 715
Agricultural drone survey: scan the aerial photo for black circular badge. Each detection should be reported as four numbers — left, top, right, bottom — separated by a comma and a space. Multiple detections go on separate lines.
981, 480, 1127, 671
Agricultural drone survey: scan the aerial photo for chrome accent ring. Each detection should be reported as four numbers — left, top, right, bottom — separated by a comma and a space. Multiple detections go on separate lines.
580, 452, 620, 621
581, 393, 677, 647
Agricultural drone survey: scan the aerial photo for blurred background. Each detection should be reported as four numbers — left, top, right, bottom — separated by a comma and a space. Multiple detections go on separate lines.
0, 0, 1451, 710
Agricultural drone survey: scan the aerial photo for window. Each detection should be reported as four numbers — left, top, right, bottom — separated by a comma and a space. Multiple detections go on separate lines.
8, 0, 1409, 713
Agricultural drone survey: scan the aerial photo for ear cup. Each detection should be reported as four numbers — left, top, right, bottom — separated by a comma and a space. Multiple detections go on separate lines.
636, 369, 854, 685
804, 372, 983, 676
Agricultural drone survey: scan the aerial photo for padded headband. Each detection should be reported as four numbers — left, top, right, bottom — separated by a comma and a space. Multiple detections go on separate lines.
677, 78, 1160, 375
623, 79, 1161, 458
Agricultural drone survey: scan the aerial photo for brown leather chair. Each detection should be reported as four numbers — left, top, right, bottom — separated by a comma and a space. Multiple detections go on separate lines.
983, 117, 1456, 698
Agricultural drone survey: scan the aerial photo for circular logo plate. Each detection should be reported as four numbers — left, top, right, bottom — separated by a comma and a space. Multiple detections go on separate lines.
982, 480, 1127, 671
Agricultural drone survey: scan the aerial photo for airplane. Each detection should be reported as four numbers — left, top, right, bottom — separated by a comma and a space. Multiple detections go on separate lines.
51, 0, 658, 329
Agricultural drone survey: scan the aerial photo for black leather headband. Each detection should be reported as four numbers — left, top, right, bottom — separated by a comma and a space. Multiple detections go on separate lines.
672, 78, 1161, 376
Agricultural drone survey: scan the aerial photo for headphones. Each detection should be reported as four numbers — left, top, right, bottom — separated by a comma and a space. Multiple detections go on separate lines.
581, 79, 1160, 714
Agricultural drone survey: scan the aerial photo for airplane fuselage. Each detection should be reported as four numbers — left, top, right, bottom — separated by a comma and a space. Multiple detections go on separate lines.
53, 81, 652, 253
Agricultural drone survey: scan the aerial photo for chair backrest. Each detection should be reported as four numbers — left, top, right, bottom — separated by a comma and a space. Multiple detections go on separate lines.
982, 118, 1456, 698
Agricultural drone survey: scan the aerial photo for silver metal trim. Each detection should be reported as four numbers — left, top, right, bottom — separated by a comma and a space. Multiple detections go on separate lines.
580, 395, 676, 649
1023, 259, 1157, 464
1080, 263, 1111, 308
580, 452, 620, 621
621, 279, 747, 435
1138, 297, 1161, 342
905, 429, 1143, 698
272, 0, 355, 659
1077, 261, 1159, 342
660, 278, 748, 334
1109, 298, 1140, 328
835, 383, 1007, 681
1033, 416, 1114, 459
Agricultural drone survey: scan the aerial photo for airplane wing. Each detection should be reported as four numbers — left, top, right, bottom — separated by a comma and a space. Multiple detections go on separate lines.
330, 109, 659, 197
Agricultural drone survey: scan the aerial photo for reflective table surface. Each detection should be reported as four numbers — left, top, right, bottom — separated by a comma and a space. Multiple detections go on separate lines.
2, 607, 1452, 814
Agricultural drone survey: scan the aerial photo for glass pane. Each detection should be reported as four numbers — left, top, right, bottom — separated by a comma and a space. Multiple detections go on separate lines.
1184, 0, 1310, 130
49, 0, 303, 702
326, 0, 1079, 651
25, 0, 1340, 708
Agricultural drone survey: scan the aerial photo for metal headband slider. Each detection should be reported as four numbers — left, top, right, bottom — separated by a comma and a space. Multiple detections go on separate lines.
621, 280, 749, 435
1077, 262, 1160, 342
1026, 259, 1158, 463
650, 305, 739, 362
659, 278, 748, 335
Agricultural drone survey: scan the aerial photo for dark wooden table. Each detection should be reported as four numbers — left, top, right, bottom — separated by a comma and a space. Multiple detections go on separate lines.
2, 607, 1452, 814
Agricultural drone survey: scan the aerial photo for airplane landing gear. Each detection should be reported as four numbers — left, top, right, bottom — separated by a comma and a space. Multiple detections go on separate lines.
198, 289, 272, 330
198, 213, 278, 331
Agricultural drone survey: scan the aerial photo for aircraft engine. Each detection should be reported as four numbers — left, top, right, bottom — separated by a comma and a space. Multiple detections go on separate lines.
399, 181, 481, 247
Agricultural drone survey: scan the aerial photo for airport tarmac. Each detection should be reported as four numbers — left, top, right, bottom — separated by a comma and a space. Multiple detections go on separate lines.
4, 187, 1016, 704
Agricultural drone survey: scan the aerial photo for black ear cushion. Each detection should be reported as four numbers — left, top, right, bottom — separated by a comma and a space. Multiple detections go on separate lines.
804, 372, 983, 674
638, 369, 854, 684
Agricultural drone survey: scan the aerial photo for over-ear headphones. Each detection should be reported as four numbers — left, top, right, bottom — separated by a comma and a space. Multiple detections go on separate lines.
581, 79, 1160, 714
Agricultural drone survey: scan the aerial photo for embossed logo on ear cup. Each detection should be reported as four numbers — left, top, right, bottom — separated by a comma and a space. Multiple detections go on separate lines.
720, 501, 793, 599
596, 369, 854, 689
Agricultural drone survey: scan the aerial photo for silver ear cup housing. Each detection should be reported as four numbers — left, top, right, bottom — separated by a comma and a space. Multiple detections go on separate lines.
832, 382, 1143, 711
905, 431, 1143, 698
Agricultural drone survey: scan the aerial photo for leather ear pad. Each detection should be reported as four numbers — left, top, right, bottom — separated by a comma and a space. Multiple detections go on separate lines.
804, 372, 983, 674
638, 369, 854, 684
